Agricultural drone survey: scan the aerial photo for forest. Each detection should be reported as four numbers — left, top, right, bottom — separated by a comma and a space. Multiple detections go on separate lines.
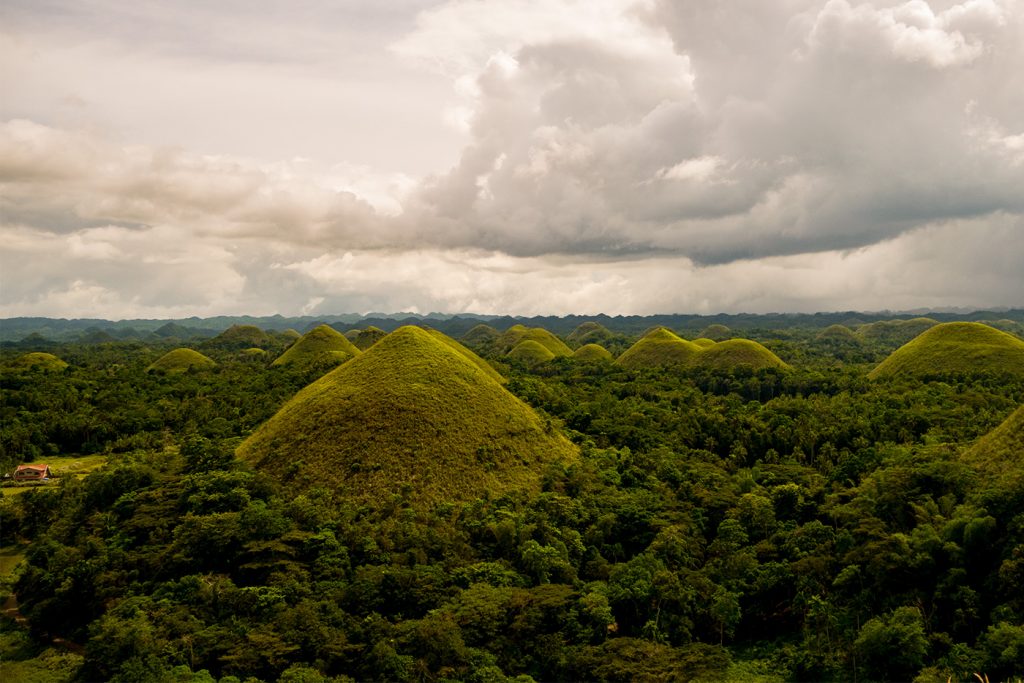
1, 313, 1023, 683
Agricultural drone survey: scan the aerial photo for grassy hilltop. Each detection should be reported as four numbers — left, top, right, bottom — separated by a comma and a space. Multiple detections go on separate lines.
271, 324, 360, 368
869, 322, 1024, 380
238, 326, 576, 506
146, 348, 216, 374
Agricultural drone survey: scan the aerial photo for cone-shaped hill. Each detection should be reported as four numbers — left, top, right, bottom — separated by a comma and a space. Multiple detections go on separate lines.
11, 352, 68, 372
206, 324, 271, 350
692, 339, 789, 371
271, 325, 361, 369
869, 322, 1024, 380
424, 328, 505, 384
495, 325, 572, 357
460, 324, 501, 349
237, 326, 576, 507
573, 343, 613, 362
279, 329, 302, 341
567, 322, 614, 347
147, 348, 216, 374
964, 405, 1024, 490
616, 328, 701, 370
507, 340, 556, 364
699, 324, 732, 341
352, 326, 387, 351
857, 317, 938, 345
817, 324, 858, 341
691, 338, 716, 348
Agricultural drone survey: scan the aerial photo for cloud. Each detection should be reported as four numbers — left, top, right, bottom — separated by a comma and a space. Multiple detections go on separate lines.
1, 0, 1022, 317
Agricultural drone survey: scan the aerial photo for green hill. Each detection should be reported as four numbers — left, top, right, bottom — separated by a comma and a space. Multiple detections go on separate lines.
699, 324, 732, 341
460, 324, 501, 350
279, 329, 302, 341
206, 324, 271, 350
572, 343, 613, 362
271, 325, 360, 369
352, 326, 387, 351
817, 324, 858, 341
692, 339, 789, 371
495, 326, 572, 357
857, 317, 938, 345
237, 326, 577, 507
10, 352, 68, 372
567, 322, 614, 347
869, 322, 1024, 380
964, 405, 1024, 490
507, 340, 556, 364
691, 338, 716, 348
147, 348, 216, 374
616, 328, 701, 370
425, 328, 505, 384
241, 347, 268, 358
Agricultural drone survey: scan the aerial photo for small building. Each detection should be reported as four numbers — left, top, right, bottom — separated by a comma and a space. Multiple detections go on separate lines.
13, 464, 52, 482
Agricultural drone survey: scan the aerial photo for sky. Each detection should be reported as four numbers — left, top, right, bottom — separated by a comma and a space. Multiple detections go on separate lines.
1, 0, 1022, 319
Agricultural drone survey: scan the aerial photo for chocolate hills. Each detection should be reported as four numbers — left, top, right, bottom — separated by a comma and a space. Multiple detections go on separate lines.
147, 348, 216, 374
693, 339, 790, 371
691, 338, 716, 348
699, 324, 732, 341
567, 322, 614, 347
616, 328, 701, 370
350, 326, 387, 350
507, 340, 556, 364
856, 317, 938, 346
869, 322, 1024, 380
817, 324, 858, 341
495, 325, 572, 357
10, 352, 68, 372
460, 323, 501, 350
237, 326, 576, 506
572, 343, 613, 362
205, 324, 271, 350
271, 324, 360, 369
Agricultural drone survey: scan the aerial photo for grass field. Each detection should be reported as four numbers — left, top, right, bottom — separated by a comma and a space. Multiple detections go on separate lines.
1, 454, 108, 497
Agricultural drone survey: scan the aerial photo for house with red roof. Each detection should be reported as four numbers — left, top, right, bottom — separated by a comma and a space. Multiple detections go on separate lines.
13, 464, 52, 482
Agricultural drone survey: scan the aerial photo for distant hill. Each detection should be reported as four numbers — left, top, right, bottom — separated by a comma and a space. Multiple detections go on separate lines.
352, 326, 387, 351
9, 352, 68, 372
567, 322, 615, 347
616, 328, 701, 370
204, 324, 271, 350
817, 324, 858, 341
694, 339, 789, 371
699, 324, 732, 341
495, 325, 572, 357
460, 323, 501, 351
154, 322, 194, 339
857, 318, 938, 346
237, 326, 576, 507
271, 325, 360, 369
572, 343, 613, 362
147, 348, 216, 374
507, 340, 556, 364
869, 322, 1024, 380
691, 338, 716, 348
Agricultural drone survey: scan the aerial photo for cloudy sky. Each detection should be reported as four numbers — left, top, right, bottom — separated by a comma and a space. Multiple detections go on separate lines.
2, 0, 1022, 318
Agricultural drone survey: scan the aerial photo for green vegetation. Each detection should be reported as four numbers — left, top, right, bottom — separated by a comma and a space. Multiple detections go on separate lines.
572, 343, 613, 362
699, 324, 732, 340
856, 317, 938, 346
615, 328, 701, 370
693, 339, 789, 372
352, 326, 387, 350
2, 312, 1024, 683
270, 324, 360, 369
239, 326, 577, 507
817, 324, 857, 341
279, 328, 302, 341
691, 338, 716, 348
495, 325, 573, 357
567, 322, 614, 347
460, 323, 501, 351
146, 348, 216, 374
8, 353, 68, 373
869, 322, 1024, 380
204, 324, 272, 350
507, 340, 556, 364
